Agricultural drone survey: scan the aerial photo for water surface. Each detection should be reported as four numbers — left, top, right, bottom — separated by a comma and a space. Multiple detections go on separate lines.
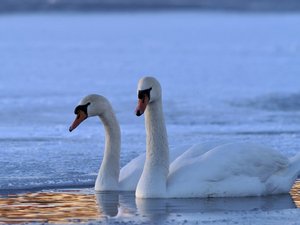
0, 12, 300, 194
1, 181, 299, 224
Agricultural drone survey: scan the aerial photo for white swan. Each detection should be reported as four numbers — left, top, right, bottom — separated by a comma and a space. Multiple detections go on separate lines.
135, 76, 300, 198
69, 94, 141, 191
69, 94, 200, 191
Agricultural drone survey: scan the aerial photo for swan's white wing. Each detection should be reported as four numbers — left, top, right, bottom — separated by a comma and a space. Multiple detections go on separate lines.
169, 141, 226, 171
168, 143, 289, 197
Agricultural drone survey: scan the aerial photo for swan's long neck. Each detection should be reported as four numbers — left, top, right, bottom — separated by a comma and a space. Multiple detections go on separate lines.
136, 99, 169, 198
95, 108, 121, 191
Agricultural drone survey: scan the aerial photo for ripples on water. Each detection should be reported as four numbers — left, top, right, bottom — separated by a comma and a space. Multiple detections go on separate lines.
0, 181, 299, 224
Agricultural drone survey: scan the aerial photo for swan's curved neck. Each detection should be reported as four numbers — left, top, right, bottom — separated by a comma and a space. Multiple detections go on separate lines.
136, 98, 169, 198
95, 108, 121, 191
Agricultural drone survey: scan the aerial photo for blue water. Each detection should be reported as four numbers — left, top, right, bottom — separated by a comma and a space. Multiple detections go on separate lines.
0, 11, 300, 192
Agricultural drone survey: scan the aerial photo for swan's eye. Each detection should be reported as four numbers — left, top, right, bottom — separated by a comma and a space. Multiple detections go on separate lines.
74, 102, 91, 115
138, 87, 152, 101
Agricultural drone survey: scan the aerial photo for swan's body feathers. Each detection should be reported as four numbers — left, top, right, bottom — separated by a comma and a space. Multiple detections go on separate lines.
167, 143, 290, 197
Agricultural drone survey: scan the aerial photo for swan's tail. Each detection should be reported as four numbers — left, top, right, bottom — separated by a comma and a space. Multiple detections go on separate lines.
267, 153, 300, 194
289, 153, 300, 180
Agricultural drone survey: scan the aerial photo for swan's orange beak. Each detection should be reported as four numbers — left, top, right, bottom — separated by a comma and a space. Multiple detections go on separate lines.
69, 110, 88, 132
135, 95, 149, 116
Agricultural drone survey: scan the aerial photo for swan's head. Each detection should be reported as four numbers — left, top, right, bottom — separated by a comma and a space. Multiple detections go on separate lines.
135, 76, 162, 116
69, 94, 111, 132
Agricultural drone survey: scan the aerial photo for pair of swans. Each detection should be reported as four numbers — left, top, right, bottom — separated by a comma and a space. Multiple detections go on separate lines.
69, 77, 300, 198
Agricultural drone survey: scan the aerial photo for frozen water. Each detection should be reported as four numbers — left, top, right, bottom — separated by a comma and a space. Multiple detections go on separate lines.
0, 12, 300, 192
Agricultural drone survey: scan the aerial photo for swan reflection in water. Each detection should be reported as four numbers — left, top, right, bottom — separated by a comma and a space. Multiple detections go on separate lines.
0, 181, 299, 224
97, 188, 299, 224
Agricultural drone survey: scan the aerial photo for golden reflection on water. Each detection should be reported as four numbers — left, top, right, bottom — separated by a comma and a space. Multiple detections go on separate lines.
0, 192, 100, 224
0, 180, 299, 224
290, 180, 300, 208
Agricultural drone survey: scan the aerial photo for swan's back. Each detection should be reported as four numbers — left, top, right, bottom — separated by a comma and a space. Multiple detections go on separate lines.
167, 143, 289, 198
